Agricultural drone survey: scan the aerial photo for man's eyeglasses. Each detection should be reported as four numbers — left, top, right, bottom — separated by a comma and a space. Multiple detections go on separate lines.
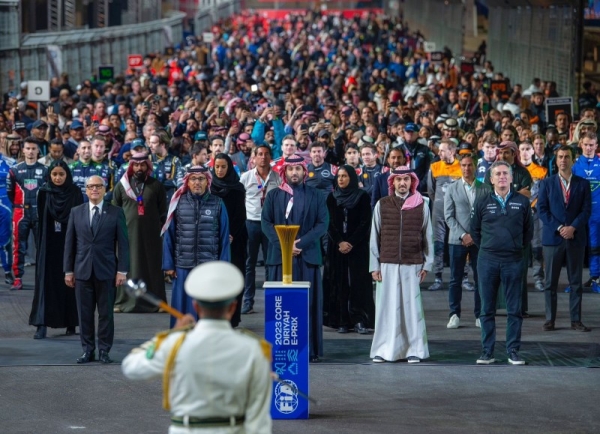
86, 184, 105, 190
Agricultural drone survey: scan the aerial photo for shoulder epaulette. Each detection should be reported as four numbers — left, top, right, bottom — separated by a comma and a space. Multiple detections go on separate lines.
146, 324, 194, 360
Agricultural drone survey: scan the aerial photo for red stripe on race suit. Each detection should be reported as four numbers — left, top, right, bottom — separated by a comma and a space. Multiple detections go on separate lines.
11, 206, 23, 278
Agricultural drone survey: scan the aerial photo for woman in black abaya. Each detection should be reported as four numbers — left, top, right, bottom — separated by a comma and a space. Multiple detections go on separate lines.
323, 165, 375, 333
210, 153, 247, 327
29, 161, 84, 339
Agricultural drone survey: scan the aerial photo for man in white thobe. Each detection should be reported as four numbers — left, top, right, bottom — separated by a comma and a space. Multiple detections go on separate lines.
369, 166, 433, 363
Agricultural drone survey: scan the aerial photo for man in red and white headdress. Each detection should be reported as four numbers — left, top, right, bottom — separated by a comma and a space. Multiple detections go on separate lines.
161, 166, 230, 328
261, 155, 328, 363
369, 166, 433, 364
112, 151, 167, 313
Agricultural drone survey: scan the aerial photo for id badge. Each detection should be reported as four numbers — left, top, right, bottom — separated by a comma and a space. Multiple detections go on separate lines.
54, 221, 61, 232
137, 204, 145, 216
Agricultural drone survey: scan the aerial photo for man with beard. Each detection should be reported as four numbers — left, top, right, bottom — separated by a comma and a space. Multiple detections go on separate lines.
370, 147, 407, 207
112, 151, 167, 313
306, 142, 337, 200
261, 155, 328, 363
230, 133, 254, 173
369, 167, 433, 363
161, 166, 230, 327
538, 146, 592, 332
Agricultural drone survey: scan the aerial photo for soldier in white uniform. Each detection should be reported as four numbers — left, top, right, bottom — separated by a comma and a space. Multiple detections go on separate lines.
122, 261, 273, 434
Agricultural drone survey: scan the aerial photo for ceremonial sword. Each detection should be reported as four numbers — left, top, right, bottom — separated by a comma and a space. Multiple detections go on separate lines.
124, 279, 318, 405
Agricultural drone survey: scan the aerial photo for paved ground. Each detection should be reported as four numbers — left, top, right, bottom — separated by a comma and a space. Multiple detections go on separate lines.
1, 266, 599, 433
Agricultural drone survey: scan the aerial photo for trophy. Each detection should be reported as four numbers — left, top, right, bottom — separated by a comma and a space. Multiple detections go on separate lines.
275, 225, 300, 284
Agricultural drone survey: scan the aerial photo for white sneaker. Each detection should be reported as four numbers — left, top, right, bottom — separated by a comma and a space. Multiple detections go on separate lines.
447, 314, 460, 329
475, 318, 481, 328
462, 278, 475, 291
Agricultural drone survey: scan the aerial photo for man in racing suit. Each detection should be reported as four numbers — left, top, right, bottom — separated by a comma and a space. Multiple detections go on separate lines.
7, 137, 48, 290
0, 142, 16, 284
572, 132, 600, 293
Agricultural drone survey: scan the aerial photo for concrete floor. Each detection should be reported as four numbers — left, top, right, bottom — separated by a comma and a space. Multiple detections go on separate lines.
1, 267, 599, 433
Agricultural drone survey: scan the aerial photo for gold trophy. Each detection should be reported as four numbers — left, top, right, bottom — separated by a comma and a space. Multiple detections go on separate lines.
275, 225, 300, 284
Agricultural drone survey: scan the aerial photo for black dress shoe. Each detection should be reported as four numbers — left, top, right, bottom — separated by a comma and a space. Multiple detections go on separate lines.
309, 356, 320, 363
355, 322, 369, 334
33, 326, 47, 340
542, 321, 555, 331
77, 351, 95, 364
571, 322, 591, 332
337, 326, 349, 334
65, 326, 76, 336
99, 350, 113, 364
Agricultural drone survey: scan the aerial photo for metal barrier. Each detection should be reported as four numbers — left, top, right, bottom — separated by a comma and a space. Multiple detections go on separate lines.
0, 11, 186, 94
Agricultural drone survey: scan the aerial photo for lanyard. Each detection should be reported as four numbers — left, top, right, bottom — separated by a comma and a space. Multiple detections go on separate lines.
255, 171, 269, 207
559, 176, 570, 204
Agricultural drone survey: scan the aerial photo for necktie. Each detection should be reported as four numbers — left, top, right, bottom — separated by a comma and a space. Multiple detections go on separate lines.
91, 206, 100, 235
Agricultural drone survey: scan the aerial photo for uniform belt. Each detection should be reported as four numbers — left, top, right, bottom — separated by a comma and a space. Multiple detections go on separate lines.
15, 205, 36, 209
171, 415, 245, 428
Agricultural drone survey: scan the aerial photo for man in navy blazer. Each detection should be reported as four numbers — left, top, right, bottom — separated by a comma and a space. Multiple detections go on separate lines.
370, 147, 406, 208
262, 156, 328, 362
537, 146, 592, 332
64, 175, 130, 364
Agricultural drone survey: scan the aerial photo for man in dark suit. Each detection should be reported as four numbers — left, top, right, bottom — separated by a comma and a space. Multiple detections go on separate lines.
537, 146, 592, 332
64, 175, 130, 364
370, 147, 406, 208
261, 155, 328, 362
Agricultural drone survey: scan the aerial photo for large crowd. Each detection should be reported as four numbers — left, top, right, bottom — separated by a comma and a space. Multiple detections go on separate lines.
1, 10, 598, 366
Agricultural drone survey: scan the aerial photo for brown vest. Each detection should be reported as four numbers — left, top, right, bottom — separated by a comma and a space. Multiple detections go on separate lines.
379, 196, 425, 265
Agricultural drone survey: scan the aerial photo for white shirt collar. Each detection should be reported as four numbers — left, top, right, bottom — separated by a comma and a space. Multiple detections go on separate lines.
89, 201, 104, 213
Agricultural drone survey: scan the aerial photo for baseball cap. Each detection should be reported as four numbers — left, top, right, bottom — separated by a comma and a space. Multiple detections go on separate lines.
318, 129, 330, 138
70, 120, 84, 130
194, 131, 208, 141
404, 123, 418, 133
341, 106, 353, 116
32, 120, 48, 129
14, 121, 26, 131
131, 138, 146, 150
